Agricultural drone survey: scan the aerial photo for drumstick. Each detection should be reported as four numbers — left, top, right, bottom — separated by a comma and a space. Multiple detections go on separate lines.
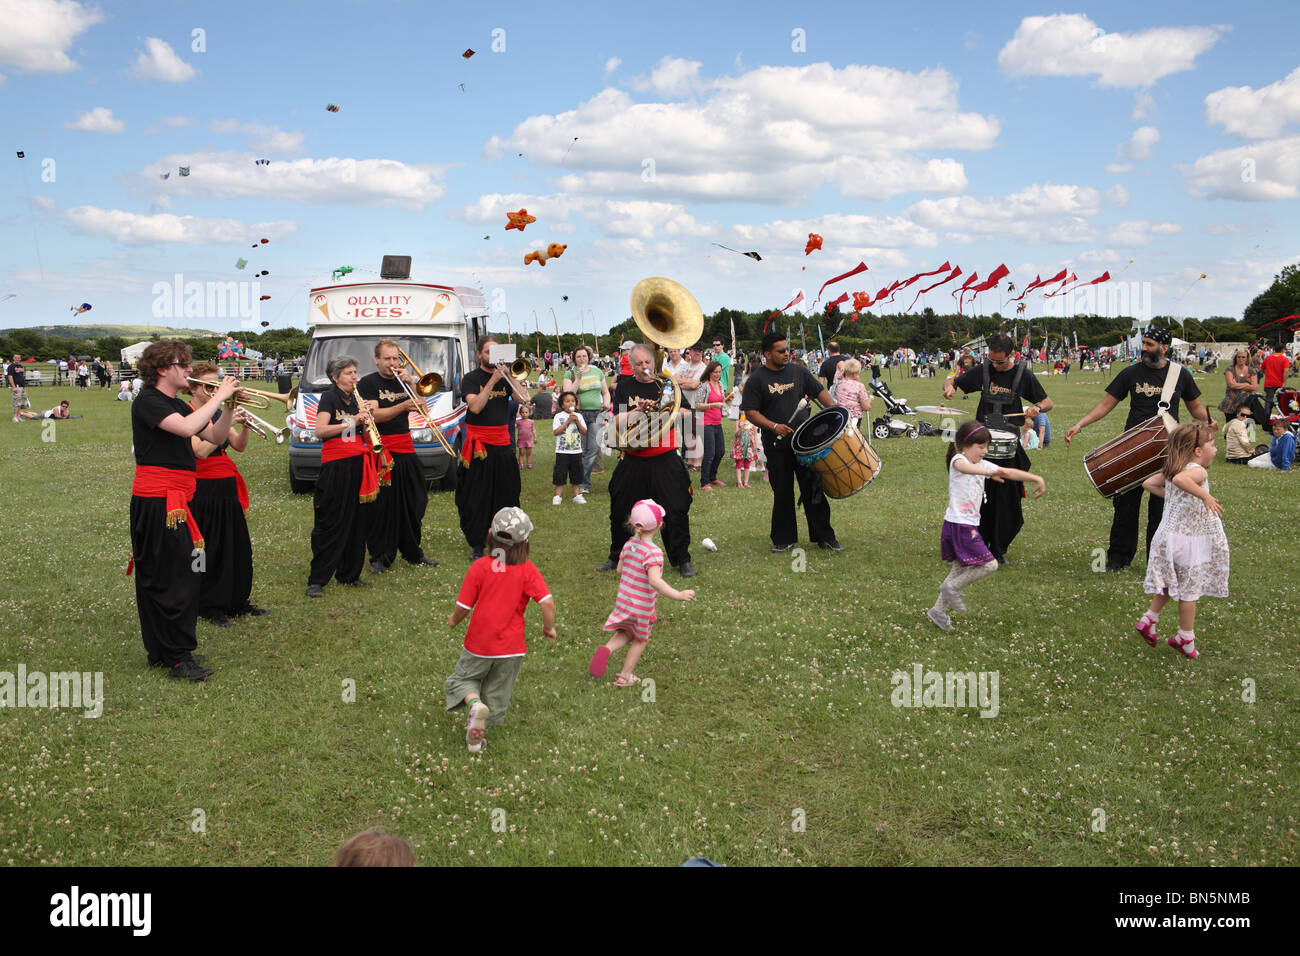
776, 398, 809, 443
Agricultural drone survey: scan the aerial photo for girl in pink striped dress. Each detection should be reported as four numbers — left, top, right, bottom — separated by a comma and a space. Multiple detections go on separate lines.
588, 499, 695, 687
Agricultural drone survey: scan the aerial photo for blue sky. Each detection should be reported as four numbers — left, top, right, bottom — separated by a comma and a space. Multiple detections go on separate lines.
2, 0, 1298, 337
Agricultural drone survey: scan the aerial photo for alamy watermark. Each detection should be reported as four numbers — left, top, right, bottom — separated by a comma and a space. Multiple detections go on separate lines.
152, 274, 262, 322
891, 663, 999, 718
1, 665, 103, 718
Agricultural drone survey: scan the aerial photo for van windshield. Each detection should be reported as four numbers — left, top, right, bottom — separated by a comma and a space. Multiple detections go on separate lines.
302, 336, 459, 392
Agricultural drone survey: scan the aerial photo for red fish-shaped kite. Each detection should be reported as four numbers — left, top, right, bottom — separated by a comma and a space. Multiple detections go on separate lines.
805, 233, 823, 255
505, 208, 537, 231
851, 291, 872, 311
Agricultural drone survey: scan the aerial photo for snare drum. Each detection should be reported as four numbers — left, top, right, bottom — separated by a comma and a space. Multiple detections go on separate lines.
791, 406, 881, 499
986, 428, 1020, 460
1083, 413, 1176, 498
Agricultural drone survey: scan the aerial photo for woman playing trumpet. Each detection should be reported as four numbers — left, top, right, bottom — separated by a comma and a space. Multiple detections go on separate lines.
187, 364, 269, 625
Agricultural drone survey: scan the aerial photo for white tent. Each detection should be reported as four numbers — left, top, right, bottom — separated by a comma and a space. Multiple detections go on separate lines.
120, 341, 151, 365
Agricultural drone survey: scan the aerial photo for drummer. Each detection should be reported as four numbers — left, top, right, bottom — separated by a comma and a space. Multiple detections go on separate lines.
741, 331, 842, 553
942, 333, 1051, 566
1064, 327, 1215, 572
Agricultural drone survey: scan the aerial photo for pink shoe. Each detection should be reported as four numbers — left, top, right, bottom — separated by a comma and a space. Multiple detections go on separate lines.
1135, 616, 1158, 647
1167, 633, 1199, 659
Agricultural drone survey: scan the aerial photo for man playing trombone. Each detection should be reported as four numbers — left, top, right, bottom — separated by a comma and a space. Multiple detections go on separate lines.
359, 339, 440, 573
186, 364, 270, 626
456, 336, 532, 560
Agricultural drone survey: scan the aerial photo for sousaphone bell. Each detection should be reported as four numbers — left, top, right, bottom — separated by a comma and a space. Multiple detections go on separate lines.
616, 277, 704, 448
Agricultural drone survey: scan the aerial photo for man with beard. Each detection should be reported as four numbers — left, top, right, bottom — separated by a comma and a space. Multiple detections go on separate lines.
942, 333, 1051, 566
358, 339, 439, 574
1065, 327, 1216, 572
597, 344, 695, 577
457, 336, 532, 559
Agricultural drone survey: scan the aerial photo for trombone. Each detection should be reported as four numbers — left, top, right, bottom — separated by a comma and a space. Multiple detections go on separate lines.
393, 347, 458, 458
186, 377, 292, 443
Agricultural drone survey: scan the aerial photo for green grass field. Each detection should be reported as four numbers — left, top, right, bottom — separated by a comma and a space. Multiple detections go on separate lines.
0, 369, 1295, 866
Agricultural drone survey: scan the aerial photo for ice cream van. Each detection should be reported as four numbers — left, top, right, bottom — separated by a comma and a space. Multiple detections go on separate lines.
287, 269, 487, 492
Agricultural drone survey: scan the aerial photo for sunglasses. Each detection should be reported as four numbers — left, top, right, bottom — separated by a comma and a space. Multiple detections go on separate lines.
772, 347, 790, 354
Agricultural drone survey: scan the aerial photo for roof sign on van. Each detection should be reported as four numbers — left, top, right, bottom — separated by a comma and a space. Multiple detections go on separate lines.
309, 283, 463, 325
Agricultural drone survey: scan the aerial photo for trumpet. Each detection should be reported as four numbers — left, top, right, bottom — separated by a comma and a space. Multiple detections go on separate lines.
234, 405, 290, 444
392, 347, 457, 458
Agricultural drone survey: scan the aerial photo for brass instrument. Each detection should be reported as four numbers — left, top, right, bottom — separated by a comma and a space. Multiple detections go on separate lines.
393, 346, 457, 458
616, 277, 704, 448
509, 357, 532, 380
235, 405, 290, 444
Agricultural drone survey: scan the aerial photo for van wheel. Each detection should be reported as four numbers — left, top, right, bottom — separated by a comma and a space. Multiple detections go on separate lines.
289, 466, 313, 494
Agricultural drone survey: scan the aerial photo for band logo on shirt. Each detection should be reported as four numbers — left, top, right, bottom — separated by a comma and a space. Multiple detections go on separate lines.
487, 387, 508, 399
987, 383, 1013, 398
767, 381, 796, 396
377, 388, 405, 403
1133, 382, 1162, 398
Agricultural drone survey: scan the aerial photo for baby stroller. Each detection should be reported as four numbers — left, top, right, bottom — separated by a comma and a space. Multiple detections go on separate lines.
867, 379, 933, 439
1273, 387, 1300, 437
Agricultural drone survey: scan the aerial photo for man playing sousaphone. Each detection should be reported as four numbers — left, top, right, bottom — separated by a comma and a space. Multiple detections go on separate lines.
943, 333, 1051, 566
1065, 327, 1216, 572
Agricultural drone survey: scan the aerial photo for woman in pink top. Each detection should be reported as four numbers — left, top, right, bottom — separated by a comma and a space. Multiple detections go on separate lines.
834, 359, 873, 430
697, 361, 728, 488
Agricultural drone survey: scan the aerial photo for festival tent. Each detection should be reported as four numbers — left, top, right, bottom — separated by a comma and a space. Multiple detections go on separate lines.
120, 341, 151, 365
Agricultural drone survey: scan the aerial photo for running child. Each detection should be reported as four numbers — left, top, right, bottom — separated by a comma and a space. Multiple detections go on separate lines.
929, 421, 1045, 630
445, 507, 556, 751
552, 391, 588, 504
1135, 423, 1229, 659
588, 499, 694, 686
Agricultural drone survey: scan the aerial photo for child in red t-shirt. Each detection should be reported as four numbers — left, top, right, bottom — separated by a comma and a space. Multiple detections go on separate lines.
445, 507, 556, 752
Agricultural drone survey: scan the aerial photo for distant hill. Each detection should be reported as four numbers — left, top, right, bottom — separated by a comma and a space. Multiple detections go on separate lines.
0, 324, 221, 340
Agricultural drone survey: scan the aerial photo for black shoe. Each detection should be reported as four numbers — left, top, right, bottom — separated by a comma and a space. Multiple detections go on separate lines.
992, 553, 1009, 566
201, 613, 232, 627
343, 579, 371, 588
241, 605, 271, 616
771, 543, 795, 553
470, 549, 484, 561
169, 660, 214, 681
818, 539, 844, 552
305, 584, 324, 597
596, 559, 617, 572
151, 654, 205, 668
412, 555, 439, 567
1103, 562, 1128, 572
678, 561, 697, 578
369, 559, 390, 575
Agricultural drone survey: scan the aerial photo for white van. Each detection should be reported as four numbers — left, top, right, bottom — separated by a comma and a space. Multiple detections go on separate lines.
287, 278, 487, 492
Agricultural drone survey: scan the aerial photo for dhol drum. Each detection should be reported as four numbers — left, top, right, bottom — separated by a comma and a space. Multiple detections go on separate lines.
986, 428, 1020, 460
791, 406, 881, 499
1083, 412, 1176, 498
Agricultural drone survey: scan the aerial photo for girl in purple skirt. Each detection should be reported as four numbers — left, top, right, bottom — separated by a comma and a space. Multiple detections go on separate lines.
929, 421, 1045, 630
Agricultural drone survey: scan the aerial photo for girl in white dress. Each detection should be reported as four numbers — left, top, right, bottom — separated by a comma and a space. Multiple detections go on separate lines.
1135, 423, 1228, 659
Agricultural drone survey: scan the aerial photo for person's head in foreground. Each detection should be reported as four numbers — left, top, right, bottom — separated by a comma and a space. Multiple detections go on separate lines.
333, 828, 416, 867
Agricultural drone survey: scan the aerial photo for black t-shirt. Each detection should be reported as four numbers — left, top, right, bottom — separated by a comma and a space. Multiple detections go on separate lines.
6, 362, 25, 388
460, 367, 511, 427
132, 388, 196, 470
357, 371, 411, 436
1106, 362, 1200, 430
613, 375, 676, 447
817, 354, 849, 381
532, 390, 555, 419
740, 363, 824, 432
951, 361, 1048, 428
317, 385, 360, 429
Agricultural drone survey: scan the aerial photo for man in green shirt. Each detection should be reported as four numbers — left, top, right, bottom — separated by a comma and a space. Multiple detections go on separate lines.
711, 338, 732, 393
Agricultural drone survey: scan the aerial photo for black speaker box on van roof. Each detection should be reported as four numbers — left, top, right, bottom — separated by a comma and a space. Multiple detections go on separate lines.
381, 255, 411, 279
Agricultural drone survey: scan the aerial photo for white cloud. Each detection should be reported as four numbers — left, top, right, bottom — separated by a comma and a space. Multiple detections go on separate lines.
132, 37, 196, 83
1179, 137, 1300, 201
159, 115, 193, 128
487, 62, 997, 205
0, 0, 102, 75
603, 56, 621, 75
1205, 66, 1300, 140
1204, 223, 1247, 235
1106, 184, 1131, 208
998, 13, 1223, 88
1105, 163, 1133, 174
963, 31, 980, 51
209, 120, 307, 155
135, 152, 449, 209
1107, 220, 1182, 246
57, 204, 297, 246
1133, 90, 1156, 120
906, 183, 1101, 244
66, 107, 125, 133
1116, 126, 1160, 162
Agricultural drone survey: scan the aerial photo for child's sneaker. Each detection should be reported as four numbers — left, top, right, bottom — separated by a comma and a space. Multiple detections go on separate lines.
1168, 632, 1199, 659
572, 494, 587, 504
1135, 613, 1159, 647
552, 494, 562, 506
940, 583, 965, 613
466, 701, 490, 751
927, 607, 954, 631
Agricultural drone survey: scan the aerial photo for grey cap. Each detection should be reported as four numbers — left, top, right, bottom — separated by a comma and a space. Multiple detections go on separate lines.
491, 507, 533, 543
620, 340, 636, 350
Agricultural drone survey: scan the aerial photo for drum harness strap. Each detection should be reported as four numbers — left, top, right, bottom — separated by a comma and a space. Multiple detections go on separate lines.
1157, 361, 1182, 417
980, 358, 1029, 432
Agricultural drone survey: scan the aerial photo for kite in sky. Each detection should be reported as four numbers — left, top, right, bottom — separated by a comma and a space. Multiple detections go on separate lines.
326, 104, 340, 112
852, 291, 872, 311
252, 238, 270, 248
712, 242, 762, 261
255, 159, 270, 166
178, 166, 190, 177
505, 208, 536, 231
236, 258, 247, 270
159, 172, 170, 180
804, 233, 823, 255
524, 243, 567, 267
260, 320, 271, 328
463, 49, 475, 58
70, 303, 92, 314
16, 151, 24, 158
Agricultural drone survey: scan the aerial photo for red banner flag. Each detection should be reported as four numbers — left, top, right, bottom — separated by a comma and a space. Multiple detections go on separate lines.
1010, 268, 1068, 302
763, 291, 805, 333
824, 292, 850, 315
1042, 272, 1076, 298
815, 262, 869, 304
1049, 270, 1111, 298
905, 266, 962, 312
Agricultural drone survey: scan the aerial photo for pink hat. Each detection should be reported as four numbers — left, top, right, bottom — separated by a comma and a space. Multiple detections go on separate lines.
629, 499, 665, 532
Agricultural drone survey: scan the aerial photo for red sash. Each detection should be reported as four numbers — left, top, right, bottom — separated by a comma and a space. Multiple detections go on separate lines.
322, 435, 382, 502
382, 431, 415, 456
130, 466, 203, 574
196, 452, 250, 511
460, 424, 510, 465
